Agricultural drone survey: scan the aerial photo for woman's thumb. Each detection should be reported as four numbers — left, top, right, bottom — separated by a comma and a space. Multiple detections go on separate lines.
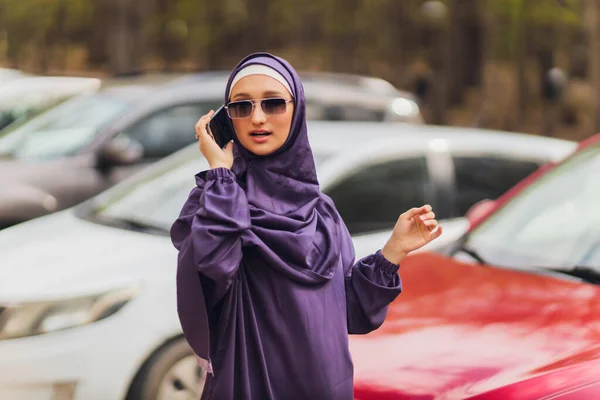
224, 141, 234, 155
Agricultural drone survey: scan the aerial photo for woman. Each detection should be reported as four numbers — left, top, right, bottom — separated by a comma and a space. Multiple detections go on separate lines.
171, 52, 442, 400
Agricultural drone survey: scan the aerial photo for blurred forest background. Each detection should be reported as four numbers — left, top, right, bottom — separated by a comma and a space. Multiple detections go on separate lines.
0, 0, 599, 141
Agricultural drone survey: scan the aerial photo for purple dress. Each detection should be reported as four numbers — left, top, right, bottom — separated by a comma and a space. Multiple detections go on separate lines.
171, 53, 402, 400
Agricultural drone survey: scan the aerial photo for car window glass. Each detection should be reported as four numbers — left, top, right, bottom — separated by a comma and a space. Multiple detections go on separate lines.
305, 102, 326, 120
467, 144, 600, 270
124, 103, 220, 160
306, 101, 385, 121
324, 157, 430, 235
88, 148, 332, 231
452, 156, 540, 216
5, 93, 128, 160
96, 158, 207, 229
0, 97, 70, 133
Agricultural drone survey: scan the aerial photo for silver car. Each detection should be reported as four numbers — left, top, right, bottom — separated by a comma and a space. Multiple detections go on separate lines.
0, 76, 101, 133
0, 71, 422, 229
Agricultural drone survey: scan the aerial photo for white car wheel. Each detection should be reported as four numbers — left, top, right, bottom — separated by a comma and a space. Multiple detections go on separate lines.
128, 338, 206, 400
156, 354, 206, 400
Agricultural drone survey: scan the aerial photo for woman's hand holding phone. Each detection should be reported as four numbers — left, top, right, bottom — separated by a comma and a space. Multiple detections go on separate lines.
195, 110, 234, 170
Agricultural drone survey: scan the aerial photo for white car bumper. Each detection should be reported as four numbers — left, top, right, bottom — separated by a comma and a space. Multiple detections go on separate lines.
0, 297, 177, 400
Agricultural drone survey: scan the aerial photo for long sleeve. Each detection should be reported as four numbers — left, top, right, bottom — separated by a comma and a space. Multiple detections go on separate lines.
336, 215, 402, 334
345, 250, 403, 334
171, 167, 251, 302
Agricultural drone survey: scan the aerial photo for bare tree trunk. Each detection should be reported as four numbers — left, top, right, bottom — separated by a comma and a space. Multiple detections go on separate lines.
447, 0, 464, 104
463, 0, 484, 88
514, 0, 527, 130
87, 0, 111, 68
1, 2, 20, 69
106, 0, 153, 74
326, 0, 359, 72
188, 2, 208, 69
203, 1, 226, 70
429, 3, 451, 125
473, 0, 493, 128
589, 0, 600, 133
156, 0, 170, 70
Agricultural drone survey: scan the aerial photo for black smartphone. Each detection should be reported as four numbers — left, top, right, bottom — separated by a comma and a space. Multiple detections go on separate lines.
207, 105, 235, 148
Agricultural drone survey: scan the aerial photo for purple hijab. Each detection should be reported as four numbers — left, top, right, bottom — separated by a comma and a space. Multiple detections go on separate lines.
175, 52, 351, 366
227, 52, 344, 282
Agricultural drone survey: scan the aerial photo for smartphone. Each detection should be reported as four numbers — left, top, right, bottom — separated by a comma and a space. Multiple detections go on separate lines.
207, 105, 235, 148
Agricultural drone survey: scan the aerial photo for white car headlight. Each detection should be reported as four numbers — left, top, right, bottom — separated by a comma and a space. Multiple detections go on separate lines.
0, 286, 138, 340
391, 97, 420, 117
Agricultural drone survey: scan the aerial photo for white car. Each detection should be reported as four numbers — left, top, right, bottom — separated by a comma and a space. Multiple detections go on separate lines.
0, 68, 29, 85
0, 76, 101, 134
0, 123, 575, 400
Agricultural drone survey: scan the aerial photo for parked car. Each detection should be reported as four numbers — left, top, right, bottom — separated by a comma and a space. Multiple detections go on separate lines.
0, 124, 576, 400
299, 70, 423, 123
0, 76, 101, 133
0, 70, 424, 229
299, 70, 401, 96
175, 70, 424, 123
318, 123, 576, 256
0, 68, 28, 85
349, 133, 600, 400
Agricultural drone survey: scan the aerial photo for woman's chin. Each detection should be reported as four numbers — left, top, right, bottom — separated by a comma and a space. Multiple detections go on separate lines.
240, 141, 282, 156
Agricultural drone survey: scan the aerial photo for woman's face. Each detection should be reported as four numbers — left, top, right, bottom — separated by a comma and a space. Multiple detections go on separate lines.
229, 74, 294, 156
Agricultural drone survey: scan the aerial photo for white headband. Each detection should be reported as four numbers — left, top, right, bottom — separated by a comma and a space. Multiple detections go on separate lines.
229, 65, 293, 100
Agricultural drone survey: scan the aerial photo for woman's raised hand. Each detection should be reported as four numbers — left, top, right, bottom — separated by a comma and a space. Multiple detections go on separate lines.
380, 205, 443, 264
195, 110, 234, 170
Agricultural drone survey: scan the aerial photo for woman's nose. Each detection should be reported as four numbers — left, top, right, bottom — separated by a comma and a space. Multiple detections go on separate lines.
251, 103, 267, 124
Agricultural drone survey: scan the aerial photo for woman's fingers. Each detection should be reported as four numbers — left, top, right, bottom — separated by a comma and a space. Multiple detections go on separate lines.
427, 225, 443, 240
195, 110, 215, 140
419, 211, 435, 221
423, 219, 438, 227
196, 112, 212, 131
223, 141, 234, 156
402, 204, 432, 220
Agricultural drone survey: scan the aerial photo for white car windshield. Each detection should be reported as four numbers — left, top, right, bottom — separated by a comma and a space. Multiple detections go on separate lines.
464, 141, 600, 271
0, 96, 72, 137
85, 149, 332, 233
0, 93, 129, 160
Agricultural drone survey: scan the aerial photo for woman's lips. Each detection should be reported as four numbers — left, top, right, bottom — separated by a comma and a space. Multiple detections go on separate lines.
249, 131, 272, 143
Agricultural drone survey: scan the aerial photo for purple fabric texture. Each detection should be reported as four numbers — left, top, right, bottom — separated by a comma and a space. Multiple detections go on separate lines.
171, 52, 402, 400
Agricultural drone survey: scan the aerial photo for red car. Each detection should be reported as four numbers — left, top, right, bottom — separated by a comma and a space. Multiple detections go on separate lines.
350, 133, 600, 400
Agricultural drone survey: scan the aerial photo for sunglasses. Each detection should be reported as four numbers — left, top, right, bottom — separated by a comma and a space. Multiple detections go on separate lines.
225, 97, 293, 119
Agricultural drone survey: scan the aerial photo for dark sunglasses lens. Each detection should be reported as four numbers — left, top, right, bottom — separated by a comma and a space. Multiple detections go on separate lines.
228, 101, 253, 118
261, 98, 288, 115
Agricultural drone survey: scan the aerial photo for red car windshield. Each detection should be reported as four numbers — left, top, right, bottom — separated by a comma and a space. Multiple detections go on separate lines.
462, 140, 600, 272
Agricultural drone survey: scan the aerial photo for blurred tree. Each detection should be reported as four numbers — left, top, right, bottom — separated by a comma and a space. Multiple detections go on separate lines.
146, 0, 188, 70
0, 0, 90, 71
0, 0, 596, 139
588, 0, 600, 132
420, 0, 449, 124
87, 0, 110, 68
107, 0, 154, 74
447, 0, 484, 103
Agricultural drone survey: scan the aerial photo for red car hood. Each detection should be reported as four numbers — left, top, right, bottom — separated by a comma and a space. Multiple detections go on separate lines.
350, 252, 600, 400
